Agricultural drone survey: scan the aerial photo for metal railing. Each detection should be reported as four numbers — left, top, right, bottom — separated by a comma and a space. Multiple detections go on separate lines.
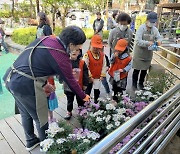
129, 33, 180, 80
153, 46, 180, 80
86, 84, 180, 154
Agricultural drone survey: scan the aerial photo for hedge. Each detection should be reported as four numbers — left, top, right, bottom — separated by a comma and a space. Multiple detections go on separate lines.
0, 10, 11, 18
12, 27, 109, 46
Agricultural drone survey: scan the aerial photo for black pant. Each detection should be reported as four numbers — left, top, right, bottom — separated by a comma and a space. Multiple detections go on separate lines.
132, 69, 147, 88
85, 82, 100, 104
64, 91, 84, 112
112, 81, 123, 102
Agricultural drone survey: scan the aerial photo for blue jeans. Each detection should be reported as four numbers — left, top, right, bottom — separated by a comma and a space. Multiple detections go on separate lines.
102, 77, 110, 94
0, 38, 9, 53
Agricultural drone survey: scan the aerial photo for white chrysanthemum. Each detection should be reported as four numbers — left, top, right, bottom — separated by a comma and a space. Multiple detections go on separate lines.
56, 138, 67, 144
144, 87, 151, 91
68, 134, 76, 139
119, 115, 126, 119
90, 112, 95, 117
106, 104, 115, 110
116, 108, 126, 114
113, 115, 119, 122
83, 139, 90, 143
105, 115, 111, 123
96, 117, 103, 122
115, 121, 121, 126
135, 91, 142, 96
152, 95, 158, 100
77, 134, 83, 140
125, 117, 131, 121
40, 139, 54, 152
46, 122, 64, 137
143, 91, 152, 96
106, 124, 113, 130
141, 96, 146, 100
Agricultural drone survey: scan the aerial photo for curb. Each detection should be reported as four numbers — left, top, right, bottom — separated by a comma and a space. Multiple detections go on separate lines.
5, 37, 25, 54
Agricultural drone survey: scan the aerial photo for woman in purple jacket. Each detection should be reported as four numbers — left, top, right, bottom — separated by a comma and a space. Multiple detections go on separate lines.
3, 26, 90, 151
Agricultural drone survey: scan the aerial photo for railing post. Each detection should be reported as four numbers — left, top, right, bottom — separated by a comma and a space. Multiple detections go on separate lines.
167, 47, 179, 69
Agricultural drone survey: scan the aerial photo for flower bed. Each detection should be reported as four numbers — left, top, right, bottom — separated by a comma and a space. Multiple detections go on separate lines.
40, 83, 177, 153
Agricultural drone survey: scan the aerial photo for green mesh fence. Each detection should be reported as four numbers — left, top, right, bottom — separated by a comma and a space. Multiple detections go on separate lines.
0, 52, 64, 120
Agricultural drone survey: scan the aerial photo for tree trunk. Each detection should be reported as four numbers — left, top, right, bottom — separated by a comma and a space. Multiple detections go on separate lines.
61, 6, 68, 28
36, 0, 40, 13
30, 0, 33, 18
52, 6, 56, 31
11, 0, 15, 28
106, 0, 109, 18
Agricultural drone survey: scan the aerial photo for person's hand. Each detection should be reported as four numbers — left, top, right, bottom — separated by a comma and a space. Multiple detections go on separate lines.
157, 41, 161, 46
149, 41, 154, 46
83, 94, 90, 102
114, 51, 119, 57
89, 77, 94, 83
43, 84, 55, 93
100, 77, 104, 81
119, 69, 124, 72
83, 86, 87, 91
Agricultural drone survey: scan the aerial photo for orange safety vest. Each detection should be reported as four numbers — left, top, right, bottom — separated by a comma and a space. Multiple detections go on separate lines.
87, 50, 104, 79
78, 60, 84, 88
108, 56, 131, 79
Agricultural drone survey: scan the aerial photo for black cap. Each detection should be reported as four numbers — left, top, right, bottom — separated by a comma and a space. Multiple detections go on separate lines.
147, 12, 157, 23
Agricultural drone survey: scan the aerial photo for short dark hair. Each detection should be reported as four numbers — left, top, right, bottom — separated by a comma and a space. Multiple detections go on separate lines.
96, 12, 101, 15
112, 12, 118, 19
116, 12, 131, 24
59, 26, 86, 47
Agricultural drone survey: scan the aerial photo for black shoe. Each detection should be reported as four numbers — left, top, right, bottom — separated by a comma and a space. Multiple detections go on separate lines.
64, 112, 72, 120
138, 84, 144, 90
26, 138, 40, 151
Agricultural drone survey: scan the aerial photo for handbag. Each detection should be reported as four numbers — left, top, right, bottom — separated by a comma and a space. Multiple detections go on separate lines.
48, 92, 58, 111
114, 70, 120, 82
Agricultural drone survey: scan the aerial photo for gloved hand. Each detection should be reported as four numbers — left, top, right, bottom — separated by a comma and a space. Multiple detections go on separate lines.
83, 94, 90, 102
148, 42, 159, 51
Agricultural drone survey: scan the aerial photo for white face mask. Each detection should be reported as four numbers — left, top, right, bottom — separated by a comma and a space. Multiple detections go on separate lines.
147, 22, 155, 28
119, 24, 128, 31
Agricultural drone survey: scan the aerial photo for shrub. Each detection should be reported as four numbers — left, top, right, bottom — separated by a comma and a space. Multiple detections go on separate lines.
0, 10, 11, 18
146, 72, 175, 94
53, 27, 62, 36
12, 27, 109, 45
12, 27, 37, 45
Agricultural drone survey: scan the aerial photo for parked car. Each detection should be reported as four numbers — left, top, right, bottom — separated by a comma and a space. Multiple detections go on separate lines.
67, 9, 90, 20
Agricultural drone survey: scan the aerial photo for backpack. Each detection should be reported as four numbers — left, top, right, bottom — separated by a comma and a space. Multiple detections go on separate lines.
36, 25, 45, 38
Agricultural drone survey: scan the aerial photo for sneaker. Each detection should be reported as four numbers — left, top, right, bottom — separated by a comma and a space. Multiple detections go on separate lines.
138, 84, 144, 90
26, 138, 40, 151
64, 112, 72, 120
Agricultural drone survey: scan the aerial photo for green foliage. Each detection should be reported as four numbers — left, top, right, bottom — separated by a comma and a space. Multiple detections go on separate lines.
147, 72, 176, 94
82, 28, 94, 39
0, 10, 11, 18
53, 27, 63, 36
12, 27, 109, 46
12, 27, 37, 45
103, 30, 109, 39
